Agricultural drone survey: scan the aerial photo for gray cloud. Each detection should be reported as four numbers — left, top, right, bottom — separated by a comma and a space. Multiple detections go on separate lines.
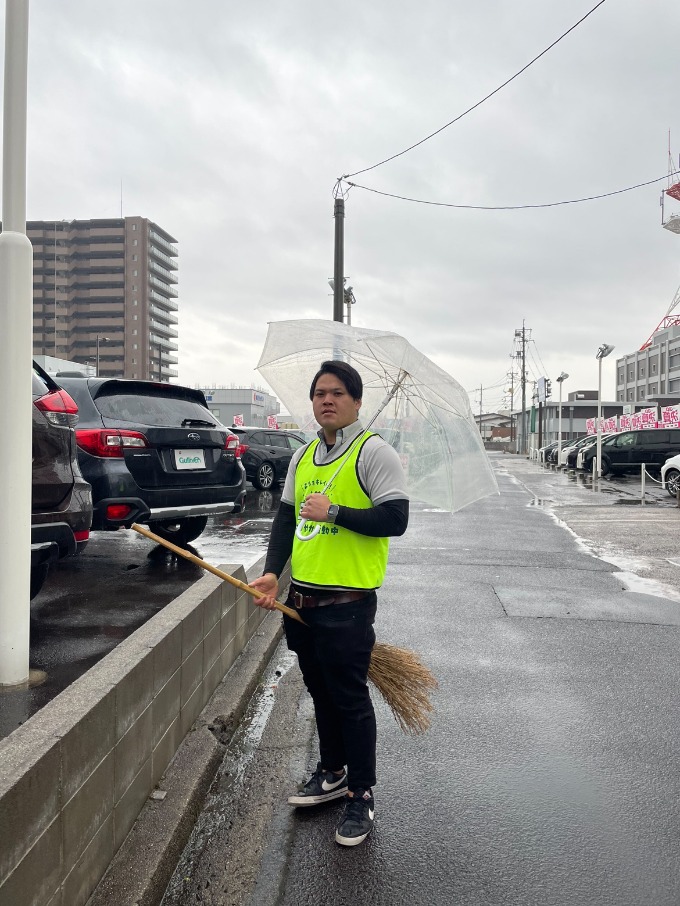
2, 0, 678, 409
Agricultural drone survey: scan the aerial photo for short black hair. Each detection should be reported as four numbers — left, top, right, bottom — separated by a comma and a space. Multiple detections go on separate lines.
309, 360, 363, 401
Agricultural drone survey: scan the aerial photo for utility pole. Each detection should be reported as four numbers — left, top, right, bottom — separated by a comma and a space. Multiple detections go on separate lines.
514, 322, 528, 455
507, 367, 515, 451
333, 193, 344, 323
478, 384, 483, 438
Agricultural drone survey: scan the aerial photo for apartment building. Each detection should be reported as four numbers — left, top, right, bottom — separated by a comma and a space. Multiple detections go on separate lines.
615, 326, 680, 404
30, 217, 178, 380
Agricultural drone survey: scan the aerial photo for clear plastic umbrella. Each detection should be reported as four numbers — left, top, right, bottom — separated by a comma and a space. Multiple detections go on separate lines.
257, 319, 498, 514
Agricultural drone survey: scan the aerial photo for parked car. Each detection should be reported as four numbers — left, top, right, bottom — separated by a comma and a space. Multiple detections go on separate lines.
581, 428, 680, 476
556, 434, 590, 467
575, 434, 616, 470
231, 427, 308, 489
565, 434, 604, 469
660, 453, 680, 496
31, 363, 92, 598
56, 376, 246, 545
545, 439, 577, 465
537, 441, 559, 463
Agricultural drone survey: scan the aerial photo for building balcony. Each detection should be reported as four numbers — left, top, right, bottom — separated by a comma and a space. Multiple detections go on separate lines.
150, 334, 177, 351
149, 275, 179, 297
148, 244, 178, 270
149, 258, 178, 284
149, 231, 178, 257
150, 319, 178, 338
150, 289, 178, 309
150, 304, 178, 325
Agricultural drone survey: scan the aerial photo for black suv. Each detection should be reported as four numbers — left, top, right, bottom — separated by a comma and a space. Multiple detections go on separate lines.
581, 428, 680, 476
231, 427, 308, 489
57, 376, 246, 545
31, 363, 93, 598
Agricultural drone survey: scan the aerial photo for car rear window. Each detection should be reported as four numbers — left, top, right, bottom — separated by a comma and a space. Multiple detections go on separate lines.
32, 371, 49, 395
93, 389, 219, 427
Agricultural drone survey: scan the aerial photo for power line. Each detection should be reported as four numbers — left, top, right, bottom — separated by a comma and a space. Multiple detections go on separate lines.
342, 0, 607, 180
530, 340, 549, 377
343, 173, 668, 211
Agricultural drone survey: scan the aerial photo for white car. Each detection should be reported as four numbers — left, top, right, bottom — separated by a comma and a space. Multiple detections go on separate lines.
661, 453, 680, 497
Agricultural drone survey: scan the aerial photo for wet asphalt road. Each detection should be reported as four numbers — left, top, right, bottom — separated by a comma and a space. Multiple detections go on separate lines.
164, 454, 680, 906
0, 488, 277, 739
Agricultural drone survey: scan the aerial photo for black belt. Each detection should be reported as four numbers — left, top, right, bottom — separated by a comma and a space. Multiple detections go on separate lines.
287, 588, 369, 609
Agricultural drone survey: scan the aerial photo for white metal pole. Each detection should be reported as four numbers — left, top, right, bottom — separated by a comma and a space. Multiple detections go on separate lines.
0, 0, 33, 685
557, 382, 563, 467
596, 356, 603, 480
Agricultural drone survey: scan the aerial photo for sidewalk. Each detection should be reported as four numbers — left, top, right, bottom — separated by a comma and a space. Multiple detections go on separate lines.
97, 453, 680, 906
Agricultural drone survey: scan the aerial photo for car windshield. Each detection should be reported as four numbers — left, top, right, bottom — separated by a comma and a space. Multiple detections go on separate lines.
94, 390, 219, 427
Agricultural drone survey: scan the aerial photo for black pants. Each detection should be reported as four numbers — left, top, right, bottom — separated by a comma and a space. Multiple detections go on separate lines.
283, 593, 377, 793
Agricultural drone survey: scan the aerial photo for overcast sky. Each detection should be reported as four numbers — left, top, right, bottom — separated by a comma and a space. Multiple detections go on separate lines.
3, 0, 680, 411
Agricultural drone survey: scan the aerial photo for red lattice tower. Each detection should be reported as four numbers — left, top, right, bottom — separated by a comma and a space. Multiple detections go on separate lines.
639, 286, 680, 351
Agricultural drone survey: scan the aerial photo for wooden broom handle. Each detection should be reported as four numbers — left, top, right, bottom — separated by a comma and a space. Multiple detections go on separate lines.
130, 523, 305, 624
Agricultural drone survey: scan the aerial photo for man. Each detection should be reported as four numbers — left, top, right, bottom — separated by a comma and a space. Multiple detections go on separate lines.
250, 360, 408, 846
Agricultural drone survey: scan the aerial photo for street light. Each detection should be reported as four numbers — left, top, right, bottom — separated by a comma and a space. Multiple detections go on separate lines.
556, 372, 569, 466
96, 335, 110, 377
595, 343, 615, 479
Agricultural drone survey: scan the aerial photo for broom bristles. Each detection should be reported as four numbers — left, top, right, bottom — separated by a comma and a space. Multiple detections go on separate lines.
368, 642, 438, 735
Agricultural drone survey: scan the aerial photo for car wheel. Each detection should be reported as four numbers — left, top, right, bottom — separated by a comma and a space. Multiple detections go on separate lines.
666, 469, 680, 497
590, 457, 609, 476
254, 462, 276, 490
147, 515, 209, 546
30, 564, 50, 600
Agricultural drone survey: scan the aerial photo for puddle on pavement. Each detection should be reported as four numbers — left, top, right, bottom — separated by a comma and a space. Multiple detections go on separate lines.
547, 511, 680, 603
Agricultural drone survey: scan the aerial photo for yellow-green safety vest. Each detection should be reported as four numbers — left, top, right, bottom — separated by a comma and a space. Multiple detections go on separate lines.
292, 432, 390, 590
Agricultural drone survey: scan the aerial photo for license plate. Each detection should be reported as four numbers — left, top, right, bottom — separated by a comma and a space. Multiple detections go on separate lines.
174, 448, 206, 470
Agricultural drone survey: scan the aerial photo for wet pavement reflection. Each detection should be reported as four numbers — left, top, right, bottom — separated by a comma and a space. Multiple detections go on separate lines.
0, 487, 279, 740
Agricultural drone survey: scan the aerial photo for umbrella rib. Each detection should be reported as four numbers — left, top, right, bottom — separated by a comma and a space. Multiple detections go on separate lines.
358, 341, 405, 393
398, 386, 466, 424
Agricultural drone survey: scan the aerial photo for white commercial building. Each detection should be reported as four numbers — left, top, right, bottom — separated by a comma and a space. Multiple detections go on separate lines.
198, 387, 280, 428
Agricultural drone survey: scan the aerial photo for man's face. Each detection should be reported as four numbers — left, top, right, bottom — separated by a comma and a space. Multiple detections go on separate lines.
312, 372, 361, 434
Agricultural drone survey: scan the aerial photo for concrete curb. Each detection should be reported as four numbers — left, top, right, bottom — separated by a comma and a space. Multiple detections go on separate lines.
87, 609, 284, 906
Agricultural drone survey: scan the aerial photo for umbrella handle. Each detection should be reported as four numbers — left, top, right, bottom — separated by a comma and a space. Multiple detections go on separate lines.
295, 519, 321, 541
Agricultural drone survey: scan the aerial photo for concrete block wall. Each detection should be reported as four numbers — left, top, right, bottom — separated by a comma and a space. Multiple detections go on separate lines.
0, 562, 277, 906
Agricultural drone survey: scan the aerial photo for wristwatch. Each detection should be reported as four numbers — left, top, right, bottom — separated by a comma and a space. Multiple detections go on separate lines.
326, 504, 340, 523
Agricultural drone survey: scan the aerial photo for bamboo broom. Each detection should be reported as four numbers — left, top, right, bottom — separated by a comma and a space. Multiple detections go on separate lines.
131, 523, 437, 733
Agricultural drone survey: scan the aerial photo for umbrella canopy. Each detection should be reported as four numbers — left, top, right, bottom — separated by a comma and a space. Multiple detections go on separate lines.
257, 319, 498, 512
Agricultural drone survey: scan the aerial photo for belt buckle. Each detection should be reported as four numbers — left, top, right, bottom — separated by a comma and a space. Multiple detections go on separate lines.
292, 590, 304, 609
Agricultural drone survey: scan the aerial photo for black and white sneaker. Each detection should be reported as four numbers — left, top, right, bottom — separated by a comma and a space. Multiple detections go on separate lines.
287, 762, 348, 807
335, 789, 375, 846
